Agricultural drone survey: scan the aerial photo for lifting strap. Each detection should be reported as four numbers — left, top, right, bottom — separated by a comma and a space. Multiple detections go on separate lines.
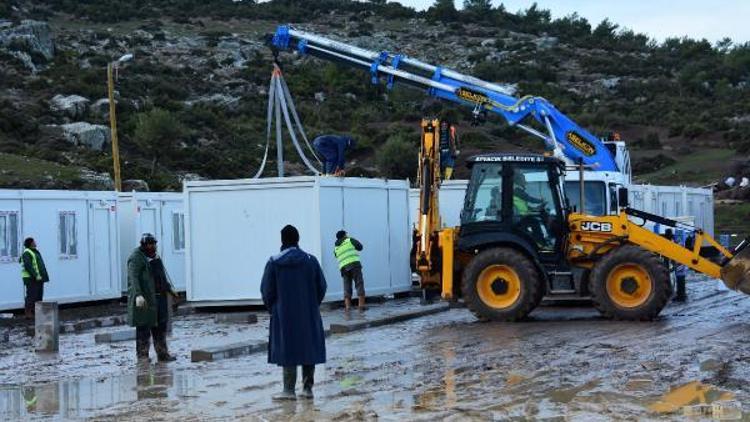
253, 64, 320, 178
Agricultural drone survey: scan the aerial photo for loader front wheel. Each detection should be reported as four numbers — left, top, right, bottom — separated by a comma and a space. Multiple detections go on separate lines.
462, 247, 540, 321
590, 245, 669, 320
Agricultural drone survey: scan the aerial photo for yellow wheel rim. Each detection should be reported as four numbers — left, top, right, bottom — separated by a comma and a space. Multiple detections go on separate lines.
606, 263, 653, 308
477, 265, 522, 309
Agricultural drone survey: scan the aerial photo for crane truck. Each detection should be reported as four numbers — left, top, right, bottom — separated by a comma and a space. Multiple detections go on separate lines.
270, 25, 750, 321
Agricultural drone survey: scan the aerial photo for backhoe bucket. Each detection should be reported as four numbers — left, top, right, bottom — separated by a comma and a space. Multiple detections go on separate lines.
720, 244, 750, 294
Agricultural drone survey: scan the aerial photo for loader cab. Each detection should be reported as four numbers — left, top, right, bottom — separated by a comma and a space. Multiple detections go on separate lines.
459, 154, 568, 269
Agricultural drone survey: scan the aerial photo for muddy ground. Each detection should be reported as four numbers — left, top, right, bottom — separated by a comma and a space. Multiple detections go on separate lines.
1, 275, 750, 421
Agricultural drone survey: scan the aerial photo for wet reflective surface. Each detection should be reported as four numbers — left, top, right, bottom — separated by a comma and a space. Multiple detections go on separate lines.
0, 277, 749, 420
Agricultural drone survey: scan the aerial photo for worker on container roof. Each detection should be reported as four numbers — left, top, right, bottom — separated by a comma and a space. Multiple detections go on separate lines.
312, 135, 356, 176
261, 225, 327, 401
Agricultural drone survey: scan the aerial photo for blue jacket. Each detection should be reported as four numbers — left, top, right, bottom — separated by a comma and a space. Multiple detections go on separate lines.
261, 246, 327, 366
313, 135, 355, 170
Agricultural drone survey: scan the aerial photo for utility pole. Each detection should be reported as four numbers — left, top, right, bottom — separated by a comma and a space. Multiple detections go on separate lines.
107, 53, 133, 192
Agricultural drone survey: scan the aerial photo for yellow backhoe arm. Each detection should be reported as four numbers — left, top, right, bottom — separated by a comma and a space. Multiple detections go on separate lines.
415, 119, 443, 287
567, 211, 750, 292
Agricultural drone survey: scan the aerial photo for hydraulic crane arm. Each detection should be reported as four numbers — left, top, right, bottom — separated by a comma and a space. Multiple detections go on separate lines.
271, 25, 619, 172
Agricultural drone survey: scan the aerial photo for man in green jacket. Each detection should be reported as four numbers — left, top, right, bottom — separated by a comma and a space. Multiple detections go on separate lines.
334, 230, 366, 312
20, 237, 49, 319
127, 233, 177, 362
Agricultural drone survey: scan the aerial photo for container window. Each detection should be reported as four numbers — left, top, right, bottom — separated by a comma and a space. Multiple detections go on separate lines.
59, 211, 78, 259
172, 212, 185, 251
0, 211, 20, 262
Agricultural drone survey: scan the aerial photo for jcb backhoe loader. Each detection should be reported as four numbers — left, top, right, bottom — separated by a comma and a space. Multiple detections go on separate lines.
414, 119, 750, 321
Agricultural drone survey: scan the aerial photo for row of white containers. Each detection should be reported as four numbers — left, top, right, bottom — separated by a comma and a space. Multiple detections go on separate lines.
407, 181, 715, 235
0, 190, 185, 311
184, 177, 412, 304
0, 179, 714, 310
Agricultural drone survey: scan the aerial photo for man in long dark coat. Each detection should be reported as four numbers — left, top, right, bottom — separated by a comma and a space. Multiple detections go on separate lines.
261, 225, 327, 400
127, 233, 177, 362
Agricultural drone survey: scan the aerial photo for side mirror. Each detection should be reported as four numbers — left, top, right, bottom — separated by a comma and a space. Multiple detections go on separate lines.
618, 187, 629, 208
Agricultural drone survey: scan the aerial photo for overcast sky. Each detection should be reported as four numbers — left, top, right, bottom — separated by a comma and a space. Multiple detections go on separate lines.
390, 0, 750, 43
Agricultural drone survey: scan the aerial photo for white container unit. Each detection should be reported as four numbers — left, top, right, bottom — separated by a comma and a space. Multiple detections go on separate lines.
0, 190, 120, 311
628, 184, 714, 236
408, 180, 468, 231
185, 177, 411, 304
117, 192, 186, 292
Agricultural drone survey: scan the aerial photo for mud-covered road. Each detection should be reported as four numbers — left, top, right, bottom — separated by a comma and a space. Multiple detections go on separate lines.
2, 275, 750, 421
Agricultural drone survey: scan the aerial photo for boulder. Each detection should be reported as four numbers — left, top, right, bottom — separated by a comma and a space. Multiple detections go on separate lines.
534, 36, 559, 50
122, 179, 150, 192
59, 122, 110, 151
184, 94, 240, 112
0, 20, 55, 62
91, 98, 114, 119
50, 94, 90, 119
79, 169, 114, 190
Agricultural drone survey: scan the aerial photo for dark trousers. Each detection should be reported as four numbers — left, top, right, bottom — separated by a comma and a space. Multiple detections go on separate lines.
136, 295, 170, 358
341, 265, 365, 299
676, 274, 687, 299
23, 279, 44, 317
283, 365, 315, 392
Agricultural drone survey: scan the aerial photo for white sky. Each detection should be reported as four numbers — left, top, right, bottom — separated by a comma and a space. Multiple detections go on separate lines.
390, 0, 750, 43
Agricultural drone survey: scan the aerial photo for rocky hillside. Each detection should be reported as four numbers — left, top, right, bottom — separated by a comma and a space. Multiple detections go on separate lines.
1, 0, 749, 191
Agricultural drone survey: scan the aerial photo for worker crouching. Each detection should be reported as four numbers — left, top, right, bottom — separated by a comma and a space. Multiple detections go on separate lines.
127, 233, 177, 363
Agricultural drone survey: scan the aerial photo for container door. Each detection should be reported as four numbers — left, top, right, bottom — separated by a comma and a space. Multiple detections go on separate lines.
89, 202, 118, 297
138, 203, 159, 241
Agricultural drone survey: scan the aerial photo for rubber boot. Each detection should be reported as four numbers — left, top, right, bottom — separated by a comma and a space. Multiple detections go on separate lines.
154, 327, 176, 362
136, 327, 151, 361
273, 367, 297, 401
300, 365, 314, 399
358, 295, 367, 312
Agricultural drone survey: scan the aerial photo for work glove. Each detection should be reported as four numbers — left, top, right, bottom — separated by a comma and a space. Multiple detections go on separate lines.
135, 295, 146, 308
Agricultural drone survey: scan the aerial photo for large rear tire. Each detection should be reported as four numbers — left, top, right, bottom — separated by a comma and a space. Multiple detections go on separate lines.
590, 245, 670, 320
461, 247, 540, 321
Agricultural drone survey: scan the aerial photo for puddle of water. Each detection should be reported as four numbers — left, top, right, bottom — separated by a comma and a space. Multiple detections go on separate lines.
649, 381, 735, 414
0, 364, 209, 419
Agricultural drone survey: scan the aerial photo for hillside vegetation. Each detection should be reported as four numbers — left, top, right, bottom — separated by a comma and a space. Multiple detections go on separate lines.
0, 0, 749, 190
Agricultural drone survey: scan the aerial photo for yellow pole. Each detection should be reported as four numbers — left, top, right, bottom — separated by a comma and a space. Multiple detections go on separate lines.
107, 63, 122, 192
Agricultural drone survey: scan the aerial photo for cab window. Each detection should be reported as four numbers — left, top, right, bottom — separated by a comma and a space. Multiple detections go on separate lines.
462, 164, 503, 224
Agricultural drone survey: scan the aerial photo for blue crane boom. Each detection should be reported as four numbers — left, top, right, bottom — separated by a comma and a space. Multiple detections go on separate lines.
271, 25, 620, 172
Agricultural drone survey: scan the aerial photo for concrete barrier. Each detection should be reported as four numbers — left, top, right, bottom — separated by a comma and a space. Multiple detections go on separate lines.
191, 340, 268, 362
328, 303, 449, 334
35, 302, 59, 352
94, 329, 137, 343
213, 313, 258, 324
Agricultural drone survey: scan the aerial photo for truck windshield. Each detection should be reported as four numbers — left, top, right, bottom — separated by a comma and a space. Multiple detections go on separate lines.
462, 163, 503, 224
564, 181, 606, 215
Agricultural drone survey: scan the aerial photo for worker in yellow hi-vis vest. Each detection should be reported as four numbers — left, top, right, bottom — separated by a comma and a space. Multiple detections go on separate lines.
20, 237, 49, 319
334, 230, 366, 312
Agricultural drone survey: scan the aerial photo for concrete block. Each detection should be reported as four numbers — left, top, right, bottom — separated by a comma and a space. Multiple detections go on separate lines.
328, 302, 449, 334
94, 329, 136, 343
213, 312, 258, 324
35, 301, 59, 352
191, 340, 267, 362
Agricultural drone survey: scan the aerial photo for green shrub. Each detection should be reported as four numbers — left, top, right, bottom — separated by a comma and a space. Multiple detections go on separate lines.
376, 133, 417, 179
